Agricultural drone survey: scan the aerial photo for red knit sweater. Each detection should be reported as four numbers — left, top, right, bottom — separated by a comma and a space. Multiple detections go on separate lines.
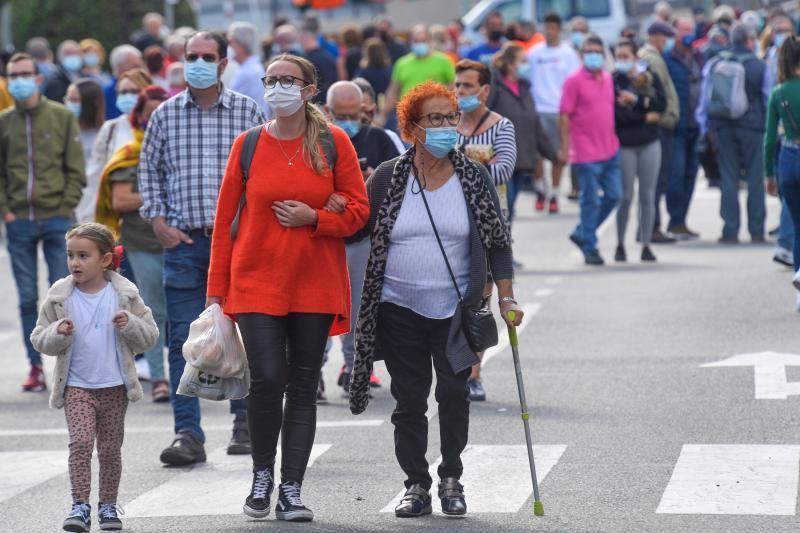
207, 124, 369, 335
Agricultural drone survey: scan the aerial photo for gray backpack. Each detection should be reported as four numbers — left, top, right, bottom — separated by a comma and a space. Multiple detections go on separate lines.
707, 51, 752, 120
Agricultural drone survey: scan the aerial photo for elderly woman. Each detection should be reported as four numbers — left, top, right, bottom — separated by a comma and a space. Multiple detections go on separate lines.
349, 81, 523, 518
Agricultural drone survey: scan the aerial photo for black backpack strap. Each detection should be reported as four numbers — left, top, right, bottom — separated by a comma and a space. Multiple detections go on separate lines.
320, 127, 338, 173
230, 126, 263, 241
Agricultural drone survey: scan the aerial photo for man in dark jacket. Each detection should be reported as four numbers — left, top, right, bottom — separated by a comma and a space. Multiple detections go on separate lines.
42, 40, 83, 102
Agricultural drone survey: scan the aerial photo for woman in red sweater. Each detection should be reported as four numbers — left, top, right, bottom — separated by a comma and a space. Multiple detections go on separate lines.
207, 54, 369, 523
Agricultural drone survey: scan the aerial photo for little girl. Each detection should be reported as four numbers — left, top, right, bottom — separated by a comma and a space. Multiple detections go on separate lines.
30, 222, 159, 532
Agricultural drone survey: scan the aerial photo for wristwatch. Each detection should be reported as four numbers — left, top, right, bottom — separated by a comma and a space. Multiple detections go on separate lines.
498, 296, 517, 305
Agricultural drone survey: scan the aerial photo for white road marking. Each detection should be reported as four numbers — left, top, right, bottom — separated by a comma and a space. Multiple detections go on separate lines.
534, 288, 555, 298
701, 351, 800, 399
545, 276, 563, 285
657, 444, 800, 515
125, 444, 331, 517
381, 444, 566, 513
0, 451, 68, 503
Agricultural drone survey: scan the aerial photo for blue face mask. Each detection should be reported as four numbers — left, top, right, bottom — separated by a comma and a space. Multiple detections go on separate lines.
65, 101, 81, 118
62, 55, 82, 72
774, 32, 787, 49
681, 34, 695, 48
421, 126, 458, 158
517, 62, 531, 78
458, 94, 481, 113
663, 37, 675, 54
8, 77, 38, 101
411, 43, 430, 57
571, 32, 586, 49
615, 60, 633, 73
335, 119, 361, 138
83, 52, 100, 68
184, 59, 219, 89
116, 93, 138, 114
583, 52, 604, 71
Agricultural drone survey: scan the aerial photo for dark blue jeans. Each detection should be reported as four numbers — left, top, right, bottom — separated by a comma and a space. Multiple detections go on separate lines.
6, 216, 71, 366
716, 127, 766, 239
506, 170, 532, 223
778, 143, 800, 272
571, 153, 622, 254
666, 128, 700, 230
163, 236, 246, 443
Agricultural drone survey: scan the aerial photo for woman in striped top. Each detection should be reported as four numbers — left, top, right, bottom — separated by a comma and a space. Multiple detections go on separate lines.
453, 59, 517, 402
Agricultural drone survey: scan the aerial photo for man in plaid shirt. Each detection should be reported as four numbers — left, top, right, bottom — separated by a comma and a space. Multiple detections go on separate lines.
139, 31, 265, 466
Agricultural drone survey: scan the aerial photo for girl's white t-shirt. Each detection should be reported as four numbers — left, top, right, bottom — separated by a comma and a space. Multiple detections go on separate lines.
66, 282, 124, 389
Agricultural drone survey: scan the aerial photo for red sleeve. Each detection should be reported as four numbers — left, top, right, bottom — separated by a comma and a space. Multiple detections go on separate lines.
559, 74, 578, 117
312, 126, 370, 238
207, 131, 247, 299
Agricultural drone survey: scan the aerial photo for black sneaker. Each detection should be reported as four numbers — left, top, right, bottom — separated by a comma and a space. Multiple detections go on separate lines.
651, 230, 677, 244
337, 365, 351, 398
467, 379, 486, 401
63, 502, 91, 532
568, 234, 583, 252
395, 484, 432, 518
584, 252, 604, 266
227, 414, 251, 455
275, 481, 314, 522
316, 373, 328, 404
641, 246, 657, 262
159, 430, 206, 466
438, 477, 467, 516
243, 465, 274, 519
98, 502, 123, 531
614, 244, 626, 262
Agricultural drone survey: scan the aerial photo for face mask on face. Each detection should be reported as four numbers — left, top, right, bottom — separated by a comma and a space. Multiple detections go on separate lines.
517, 62, 531, 78
615, 60, 633, 73
419, 126, 458, 158
264, 84, 305, 117
458, 94, 481, 113
62, 55, 83, 72
65, 101, 81, 118
116, 93, 138, 114
681, 34, 695, 48
411, 42, 430, 57
184, 59, 220, 89
571, 32, 586, 49
774, 32, 787, 49
83, 52, 100, 68
335, 119, 361, 138
8, 77, 37, 101
663, 37, 675, 54
583, 52, 604, 71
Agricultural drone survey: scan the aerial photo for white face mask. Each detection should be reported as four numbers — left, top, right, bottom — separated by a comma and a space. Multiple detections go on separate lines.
264, 85, 305, 117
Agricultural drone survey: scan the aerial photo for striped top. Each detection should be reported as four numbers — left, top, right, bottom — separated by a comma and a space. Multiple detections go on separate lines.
457, 117, 517, 186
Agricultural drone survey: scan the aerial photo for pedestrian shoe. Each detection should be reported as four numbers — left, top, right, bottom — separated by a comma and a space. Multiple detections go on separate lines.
227, 415, 251, 455
651, 230, 677, 244
275, 481, 314, 522
751, 235, 767, 244
567, 190, 579, 201
614, 244, 626, 263
467, 378, 486, 401
394, 484, 433, 518
534, 192, 546, 212
337, 365, 351, 396
512, 258, 525, 271
63, 502, 91, 532
243, 465, 275, 519
584, 252, 604, 266
316, 374, 328, 405
159, 430, 206, 466
718, 236, 739, 245
548, 197, 559, 214
793, 270, 800, 291
21, 364, 46, 392
669, 225, 700, 240
568, 234, 583, 252
796, 290, 800, 312
151, 379, 170, 403
769, 225, 780, 237
774, 246, 794, 268
369, 371, 382, 388
135, 356, 151, 381
641, 246, 657, 263
98, 502, 123, 531
438, 477, 467, 517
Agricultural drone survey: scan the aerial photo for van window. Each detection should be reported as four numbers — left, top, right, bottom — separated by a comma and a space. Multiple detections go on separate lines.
576, 0, 610, 17
536, 0, 612, 20
496, 2, 522, 23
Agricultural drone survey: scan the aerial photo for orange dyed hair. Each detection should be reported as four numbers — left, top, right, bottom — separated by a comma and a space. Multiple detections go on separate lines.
396, 80, 458, 143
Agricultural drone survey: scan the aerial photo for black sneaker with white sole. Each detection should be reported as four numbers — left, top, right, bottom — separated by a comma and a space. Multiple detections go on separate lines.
98, 502, 123, 530
243, 465, 275, 519
394, 484, 432, 518
63, 502, 91, 532
275, 481, 314, 522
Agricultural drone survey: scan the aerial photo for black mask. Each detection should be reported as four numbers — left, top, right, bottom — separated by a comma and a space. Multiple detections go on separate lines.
489, 30, 504, 42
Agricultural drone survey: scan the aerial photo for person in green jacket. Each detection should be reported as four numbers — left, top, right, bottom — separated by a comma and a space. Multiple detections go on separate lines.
0, 52, 86, 393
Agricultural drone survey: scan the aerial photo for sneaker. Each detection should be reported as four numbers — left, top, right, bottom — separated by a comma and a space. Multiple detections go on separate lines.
752, 235, 767, 244
512, 258, 524, 271
316, 374, 328, 405
651, 230, 677, 244
337, 365, 351, 396
567, 190, 579, 201
438, 477, 467, 516
584, 252, 604, 266
467, 379, 486, 401
63, 502, 91, 532
769, 226, 780, 237
641, 246, 657, 262
151, 379, 170, 403
793, 270, 800, 291
369, 371, 382, 388
568, 233, 583, 252
227, 414, 251, 455
22, 364, 46, 392
97, 502, 123, 531
159, 430, 206, 466
275, 481, 314, 522
135, 356, 151, 381
669, 225, 700, 240
535, 192, 545, 212
718, 236, 739, 245
614, 244, 626, 263
548, 197, 559, 214
243, 465, 274, 519
774, 247, 794, 268
395, 484, 432, 518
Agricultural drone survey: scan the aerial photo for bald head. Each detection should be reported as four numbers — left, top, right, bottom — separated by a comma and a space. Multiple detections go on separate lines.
326, 81, 363, 112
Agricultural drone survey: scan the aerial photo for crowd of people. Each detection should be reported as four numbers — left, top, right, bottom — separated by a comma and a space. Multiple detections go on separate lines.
2, 3, 799, 531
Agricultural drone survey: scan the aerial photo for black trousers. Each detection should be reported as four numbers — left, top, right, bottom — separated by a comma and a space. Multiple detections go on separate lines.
237, 312, 333, 483
378, 302, 471, 490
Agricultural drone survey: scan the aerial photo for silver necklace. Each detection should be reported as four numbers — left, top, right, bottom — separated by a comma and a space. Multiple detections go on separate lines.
271, 122, 303, 166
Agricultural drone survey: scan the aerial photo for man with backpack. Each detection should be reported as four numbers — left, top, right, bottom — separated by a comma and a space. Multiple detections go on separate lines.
696, 23, 768, 243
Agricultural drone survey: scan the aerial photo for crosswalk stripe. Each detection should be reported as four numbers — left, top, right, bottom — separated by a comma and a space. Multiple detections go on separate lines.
380, 444, 566, 514
125, 444, 331, 517
656, 444, 800, 515
0, 451, 68, 503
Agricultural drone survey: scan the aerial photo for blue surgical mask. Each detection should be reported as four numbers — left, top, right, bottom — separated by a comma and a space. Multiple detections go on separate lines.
681, 34, 695, 48
615, 60, 633, 73
335, 119, 361, 138
583, 52, 604, 71
65, 101, 81, 117
62, 55, 82, 72
184, 59, 219, 89
774, 32, 787, 49
517, 62, 531, 78
571, 32, 586, 49
8, 77, 38, 101
664, 37, 675, 54
411, 42, 430, 57
458, 94, 481, 113
421, 126, 458, 158
83, 52, 100, 68
116, 93, 138, 114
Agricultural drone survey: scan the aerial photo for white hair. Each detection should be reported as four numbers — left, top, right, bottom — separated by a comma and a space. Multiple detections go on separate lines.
228, 21, 258, 55
326, 81, 363, 109
109, 44, 142, 75
56, 40, 80, 62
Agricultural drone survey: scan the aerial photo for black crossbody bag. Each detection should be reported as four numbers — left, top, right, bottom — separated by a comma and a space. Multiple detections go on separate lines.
414, 175, 498, 353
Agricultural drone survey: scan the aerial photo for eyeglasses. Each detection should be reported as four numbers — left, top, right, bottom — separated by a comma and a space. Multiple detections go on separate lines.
416, 111, 462, 127
262, 75, 310, 89
185, 53, 219, 63
118, 89, 139, 96
8, 72, 35, 80
332, 112, 362, 122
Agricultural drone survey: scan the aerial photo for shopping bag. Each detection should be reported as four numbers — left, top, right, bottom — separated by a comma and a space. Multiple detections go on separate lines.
176, 364, 250, 401
182, 304, 247, 378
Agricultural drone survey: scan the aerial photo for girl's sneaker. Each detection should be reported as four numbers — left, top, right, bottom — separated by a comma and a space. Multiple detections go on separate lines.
243, 466, 274, 519
63, 502, 91, 532
275, 481, 314, 522
98, 502, 123, 531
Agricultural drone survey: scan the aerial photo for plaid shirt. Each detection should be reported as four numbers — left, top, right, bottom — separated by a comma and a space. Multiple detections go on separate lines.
139, 88, 265, 229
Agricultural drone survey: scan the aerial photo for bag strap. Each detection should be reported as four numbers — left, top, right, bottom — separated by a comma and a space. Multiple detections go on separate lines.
320, 127, 338, 172
458, 109, 492, 152
230, 126, 263, 241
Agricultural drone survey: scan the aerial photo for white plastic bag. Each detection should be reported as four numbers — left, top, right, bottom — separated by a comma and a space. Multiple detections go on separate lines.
182, 304, 247, 378
176, 364, 250, 401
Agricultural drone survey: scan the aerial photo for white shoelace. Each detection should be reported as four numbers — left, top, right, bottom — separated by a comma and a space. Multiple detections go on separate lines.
252, 469, 273, 499
281, 482, 304, 507
98, 503, 125, 519
69, 503, 90, 518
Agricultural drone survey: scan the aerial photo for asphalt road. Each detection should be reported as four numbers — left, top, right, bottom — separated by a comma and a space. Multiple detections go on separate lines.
2, 183, 800, 532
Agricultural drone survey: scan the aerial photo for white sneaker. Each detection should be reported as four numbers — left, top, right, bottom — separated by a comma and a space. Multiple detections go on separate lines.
773, 246, 794, 268
135, 357, 151, 381
795, 290, 800, 313
794, 271, 800, 291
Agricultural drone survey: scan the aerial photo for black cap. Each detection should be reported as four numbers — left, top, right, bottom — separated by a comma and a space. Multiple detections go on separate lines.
648, 21, 676, 37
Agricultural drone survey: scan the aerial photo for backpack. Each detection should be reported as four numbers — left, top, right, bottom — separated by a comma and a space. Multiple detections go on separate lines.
230, 125, 338, 240
707, 51, 752, 120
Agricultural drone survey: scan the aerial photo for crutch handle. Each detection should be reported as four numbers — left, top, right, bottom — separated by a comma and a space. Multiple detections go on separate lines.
505, 311, 518, 347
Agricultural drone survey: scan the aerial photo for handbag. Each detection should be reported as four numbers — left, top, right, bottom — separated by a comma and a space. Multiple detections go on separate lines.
415, 174, 499, 353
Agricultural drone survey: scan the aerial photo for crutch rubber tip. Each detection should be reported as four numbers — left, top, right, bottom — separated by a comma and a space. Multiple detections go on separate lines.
533, 501, 544, 516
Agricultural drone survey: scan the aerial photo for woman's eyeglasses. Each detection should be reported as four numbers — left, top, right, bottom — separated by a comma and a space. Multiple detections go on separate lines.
416, 111, 462, 127
262, 75, 310, 89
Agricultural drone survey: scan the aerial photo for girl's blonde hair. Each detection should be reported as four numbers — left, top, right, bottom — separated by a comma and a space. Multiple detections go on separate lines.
267, 54, 331, 175
65, 222, 118, 271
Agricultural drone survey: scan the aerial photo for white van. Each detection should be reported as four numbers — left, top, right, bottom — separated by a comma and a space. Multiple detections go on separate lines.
461, 0, 631, 47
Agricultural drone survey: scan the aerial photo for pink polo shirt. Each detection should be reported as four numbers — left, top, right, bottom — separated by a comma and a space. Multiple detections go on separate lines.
559, 66, 619, 164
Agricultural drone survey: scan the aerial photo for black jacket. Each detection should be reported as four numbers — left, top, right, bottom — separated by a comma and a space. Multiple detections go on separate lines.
613, 70, 667, 147
350, 125, 401, 171
42, 67, 74, 103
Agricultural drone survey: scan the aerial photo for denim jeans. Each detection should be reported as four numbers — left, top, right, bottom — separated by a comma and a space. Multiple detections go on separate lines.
126, 249, 167, 381
778, 199, 795, 252
666, 128, 700, 230
571, 153, 622, 254
506, 170, 532, 223
6, 216, 72, 366
778, 143, 800, 271
716, 127, 766, 239
163, 236, 246, 443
